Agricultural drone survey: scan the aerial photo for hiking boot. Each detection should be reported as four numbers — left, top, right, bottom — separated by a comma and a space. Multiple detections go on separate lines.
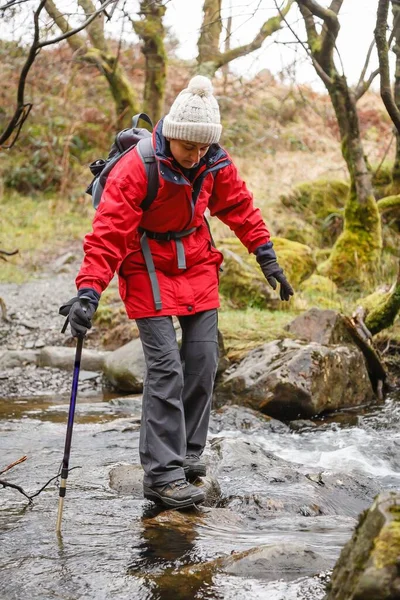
183, 454, 207, 481
143, 479, 205, 508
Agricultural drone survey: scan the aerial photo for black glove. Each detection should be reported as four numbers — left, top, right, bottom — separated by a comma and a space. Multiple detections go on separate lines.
59, 287, 100, 338
255, 242, 294, 302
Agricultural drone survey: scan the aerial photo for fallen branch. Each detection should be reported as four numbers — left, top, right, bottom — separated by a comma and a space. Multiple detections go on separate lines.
0, 455, 27, 475
0, 249, 19, 262
0, 466, 81, 505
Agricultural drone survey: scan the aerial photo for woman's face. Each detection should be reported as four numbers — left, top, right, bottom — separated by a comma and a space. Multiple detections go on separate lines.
169, 139, 210, 169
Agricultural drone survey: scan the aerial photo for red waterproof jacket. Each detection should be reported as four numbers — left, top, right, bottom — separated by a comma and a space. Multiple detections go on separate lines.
76, 120, 271, 318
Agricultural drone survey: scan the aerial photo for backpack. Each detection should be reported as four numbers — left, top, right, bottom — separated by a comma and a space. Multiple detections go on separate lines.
86, 113, 159, 210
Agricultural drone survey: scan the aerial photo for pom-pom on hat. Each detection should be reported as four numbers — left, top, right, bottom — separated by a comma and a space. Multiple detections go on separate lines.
162, 75, 222, 145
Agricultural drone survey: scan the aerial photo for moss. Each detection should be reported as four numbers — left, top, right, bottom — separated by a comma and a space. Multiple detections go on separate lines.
219, 237, 316, 308
272, 215, 320, 247
299, 274, 341, 309
364, 281, 400, 335
279, 179, 348, 247
377, 194, 400, 214
372, 517, 400, 569
318, 191, 382, 289
273, 237, 317, 285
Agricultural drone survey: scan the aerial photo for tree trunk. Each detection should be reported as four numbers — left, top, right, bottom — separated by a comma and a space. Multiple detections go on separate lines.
197, 0, 223, 77
196, 0, 292, 78
45, 0, 139, 130
133, 0, 167, 122
318, 75, 382, 287
393, 2, 400, 182
296, 0, 382, 287
83, 49, 139, 129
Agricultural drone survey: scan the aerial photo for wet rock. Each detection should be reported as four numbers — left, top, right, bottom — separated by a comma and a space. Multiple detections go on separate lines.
38, 346, 109, 371
109, 464, 144, 497
286, 308, 353, 345
141, 506, 244, 535
286, 308, 387, 393
207, 437, 381, 520
198, 475, 222, 506
103, 338, 146, 393
209, 404, 289, 434
215, 338, 375, 419
289, 419, 318, 431
326, 491, 400, 600
222, 543, 331, 581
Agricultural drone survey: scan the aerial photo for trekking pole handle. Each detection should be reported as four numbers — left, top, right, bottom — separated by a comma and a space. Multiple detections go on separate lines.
61, 296, 91, 334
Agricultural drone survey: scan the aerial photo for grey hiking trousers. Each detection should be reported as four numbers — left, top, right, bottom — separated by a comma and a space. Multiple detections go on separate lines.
136, 309, 219, 486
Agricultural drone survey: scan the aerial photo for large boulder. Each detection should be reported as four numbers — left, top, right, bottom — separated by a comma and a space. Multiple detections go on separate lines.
103, 337, 146, 393
215, 338, 375, 419
326, 491, 400, 600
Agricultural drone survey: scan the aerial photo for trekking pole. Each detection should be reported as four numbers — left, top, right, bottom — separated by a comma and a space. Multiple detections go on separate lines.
56, 302, 88, 534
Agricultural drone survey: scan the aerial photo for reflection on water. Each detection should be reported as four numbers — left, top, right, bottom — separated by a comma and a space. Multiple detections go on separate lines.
0, 391, 399, 599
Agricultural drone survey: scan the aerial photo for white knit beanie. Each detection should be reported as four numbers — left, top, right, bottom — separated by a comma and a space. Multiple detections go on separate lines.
162, 75, 222, 145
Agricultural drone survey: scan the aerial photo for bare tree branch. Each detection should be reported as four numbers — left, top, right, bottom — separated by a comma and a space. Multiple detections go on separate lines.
356, 38, 376, 92
298, 0, 341, 69
0, 467, 81, 505
78, 0, 108, 52
376, 0, 400, 134
285, 1, 333, 86
39, 0, 116, 48
0, 0, 117, 147
44, 0, 84, 53
0, 0, 46, 148
217, 0, 293, 69
355, 67, 380, 101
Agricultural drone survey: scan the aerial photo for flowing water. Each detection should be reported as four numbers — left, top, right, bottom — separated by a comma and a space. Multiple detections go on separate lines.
1, 389, 399, 600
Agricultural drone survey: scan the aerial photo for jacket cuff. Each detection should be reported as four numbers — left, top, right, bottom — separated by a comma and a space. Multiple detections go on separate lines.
78, 287, 101, 308
254, 241, 277, 263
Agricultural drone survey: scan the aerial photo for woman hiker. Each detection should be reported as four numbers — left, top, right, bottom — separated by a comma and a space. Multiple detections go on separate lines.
60, 76, 294, 510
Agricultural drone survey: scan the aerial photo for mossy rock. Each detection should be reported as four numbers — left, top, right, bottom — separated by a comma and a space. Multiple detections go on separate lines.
218, 243, 278, 310
279, 179, 348, 247
326, 492, 400, 600
271, 214, 320, 247
273, 237, 316, 285
218, 237, 316, 309
298, 275, 340, 310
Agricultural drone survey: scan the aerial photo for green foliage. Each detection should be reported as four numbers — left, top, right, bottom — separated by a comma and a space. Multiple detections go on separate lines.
278, 179, 348, 248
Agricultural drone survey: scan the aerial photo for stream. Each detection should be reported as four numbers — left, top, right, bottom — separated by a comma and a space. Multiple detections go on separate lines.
1, 389, 399, 600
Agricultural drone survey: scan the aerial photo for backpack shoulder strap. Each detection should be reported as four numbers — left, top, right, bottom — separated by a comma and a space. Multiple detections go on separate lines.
136, 136, 159, 211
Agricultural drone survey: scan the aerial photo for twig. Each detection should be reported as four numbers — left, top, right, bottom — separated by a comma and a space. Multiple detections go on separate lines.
373, 132, 395, 179
0, 467, 81, 505
0, 455, 27, 475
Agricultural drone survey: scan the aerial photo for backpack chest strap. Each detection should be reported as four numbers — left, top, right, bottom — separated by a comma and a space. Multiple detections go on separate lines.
139, 226, 198, 311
